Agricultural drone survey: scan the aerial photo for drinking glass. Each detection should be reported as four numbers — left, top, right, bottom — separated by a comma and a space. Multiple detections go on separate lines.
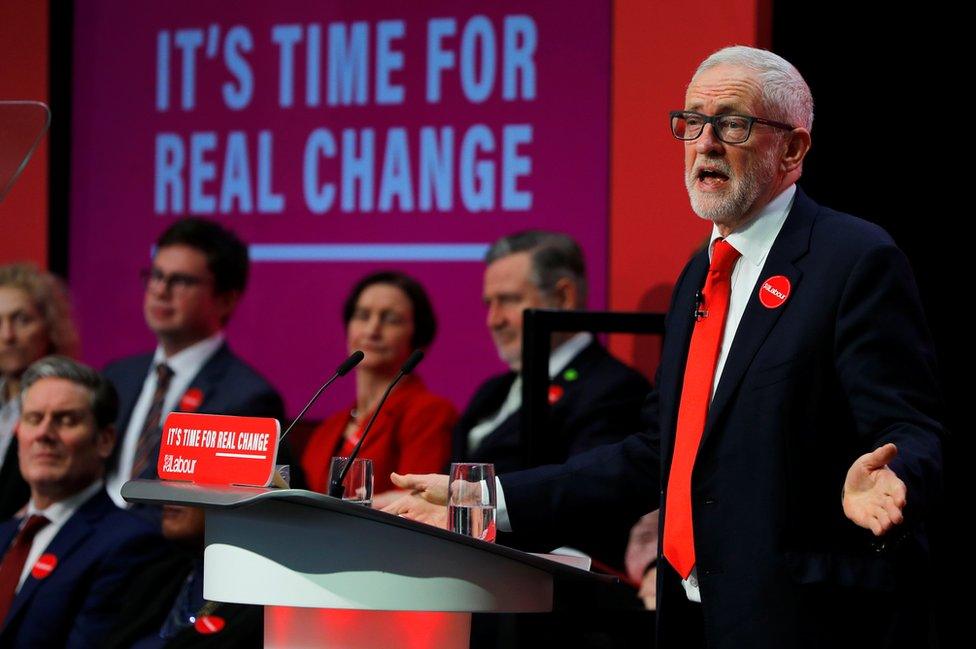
448, 463, 496, 542
328, 457, 374, 506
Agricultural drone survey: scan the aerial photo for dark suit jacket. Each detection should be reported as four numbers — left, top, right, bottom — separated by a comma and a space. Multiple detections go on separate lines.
0, 489, 164, 648
0, 443, 28, 520
103, 342, 302, 487
501, 190, 944, 649
453, 341, 650, 475
104, 549, 261, 649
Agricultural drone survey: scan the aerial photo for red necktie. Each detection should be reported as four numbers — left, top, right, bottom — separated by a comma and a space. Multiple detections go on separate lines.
664, 239, 741, 579
0, 515, 50, 623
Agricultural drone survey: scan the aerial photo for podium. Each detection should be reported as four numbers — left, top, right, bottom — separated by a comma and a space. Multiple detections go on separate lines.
123, 480, 613, 648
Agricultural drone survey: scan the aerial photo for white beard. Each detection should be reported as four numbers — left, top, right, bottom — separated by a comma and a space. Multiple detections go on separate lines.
685, 147, 779, 226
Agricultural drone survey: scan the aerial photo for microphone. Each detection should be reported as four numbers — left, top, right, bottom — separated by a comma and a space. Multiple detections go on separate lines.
693, 290, 708, 321
279, 350, 365, 443
399, 348, 424, 374
329, 349, 424, 498
335, 351, 366, 377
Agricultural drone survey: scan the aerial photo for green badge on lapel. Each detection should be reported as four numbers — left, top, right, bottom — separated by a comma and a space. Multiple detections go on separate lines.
562, 368, 579, 382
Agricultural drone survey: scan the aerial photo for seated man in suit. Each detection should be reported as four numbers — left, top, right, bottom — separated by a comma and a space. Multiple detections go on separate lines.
105, 504, 262, 648
388, 46, 944, 648
0, 356, 163, 647
0, 264, 80, 519
449, 231, 655, 647
104, 217, 299, 508
453, 230, 650, 477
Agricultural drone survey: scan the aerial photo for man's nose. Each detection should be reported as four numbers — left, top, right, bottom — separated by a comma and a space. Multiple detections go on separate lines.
0, 319, 15, 342
146, 274, 172, 298
32, 416, 58, 440
695, 123, 725, 155
486, 302, 504, 329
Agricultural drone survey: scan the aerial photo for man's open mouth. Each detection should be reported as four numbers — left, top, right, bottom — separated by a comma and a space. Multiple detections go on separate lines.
698, 168, 729, 182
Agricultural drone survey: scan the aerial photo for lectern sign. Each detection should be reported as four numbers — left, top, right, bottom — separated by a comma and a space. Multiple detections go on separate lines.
158, 412, 280, 486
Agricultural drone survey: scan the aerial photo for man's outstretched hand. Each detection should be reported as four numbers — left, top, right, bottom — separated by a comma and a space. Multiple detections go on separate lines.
842, 443, 907, 536
380, 473, 451, 528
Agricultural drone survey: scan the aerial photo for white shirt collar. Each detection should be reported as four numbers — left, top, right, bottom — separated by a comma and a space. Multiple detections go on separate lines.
709, 184, 796, 268
152, 331, 225, 375
26, 479, 104, 526
548, 332, 593, 379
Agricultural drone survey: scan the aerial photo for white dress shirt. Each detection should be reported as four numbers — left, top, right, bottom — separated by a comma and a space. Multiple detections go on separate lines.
496, 185, 797, 604
106, 332, 224, 507
17, 480, 105, 590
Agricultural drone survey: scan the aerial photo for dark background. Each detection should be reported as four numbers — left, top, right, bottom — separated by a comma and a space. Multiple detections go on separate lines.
775, 2, 958, 644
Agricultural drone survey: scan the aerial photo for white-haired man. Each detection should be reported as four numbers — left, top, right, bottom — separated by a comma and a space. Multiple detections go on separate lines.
388, 46, 944, 648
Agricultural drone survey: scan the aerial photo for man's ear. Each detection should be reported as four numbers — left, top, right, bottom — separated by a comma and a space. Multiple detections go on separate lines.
550, 278, 580, 310
781, 128, 811, 174
96, 424, 116, 460
216, 290, 242, 324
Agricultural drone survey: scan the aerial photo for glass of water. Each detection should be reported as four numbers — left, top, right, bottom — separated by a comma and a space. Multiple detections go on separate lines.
328, 457, 374, 506
448, 463, 496, 542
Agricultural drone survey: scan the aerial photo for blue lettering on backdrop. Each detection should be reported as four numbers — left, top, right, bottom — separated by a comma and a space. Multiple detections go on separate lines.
303, 128, 337, 214
154, 133, 183, 213
221, 131, 252, 213
419, 126, 453, 212
502, 125, 532, 210
460, 16, 495, 103
151, 15, 541, 216
222, 27, 254, 110
426, 18, 456, 103
257, 131, 285, 213
341, 128, 375, 212
378, 128, 413, 212
174, 29, 204, 110
459, 125, 495, 212
271, 24, 302, 107
328, 22, 369, 106
376, 20, 406, 104
189, 131, 216, 213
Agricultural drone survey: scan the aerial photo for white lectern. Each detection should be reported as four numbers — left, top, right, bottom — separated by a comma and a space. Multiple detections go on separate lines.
122, 480, 612, 649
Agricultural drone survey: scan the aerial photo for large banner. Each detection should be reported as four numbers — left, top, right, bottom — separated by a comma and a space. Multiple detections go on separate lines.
70, 0, 610, 416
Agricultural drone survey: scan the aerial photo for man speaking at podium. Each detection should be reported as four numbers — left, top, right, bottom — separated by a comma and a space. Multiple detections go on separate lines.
387, 46, 944, 649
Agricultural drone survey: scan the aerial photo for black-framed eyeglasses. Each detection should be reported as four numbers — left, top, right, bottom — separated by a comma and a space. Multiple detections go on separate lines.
140, 268, 212, 292
669, 110, 796, 144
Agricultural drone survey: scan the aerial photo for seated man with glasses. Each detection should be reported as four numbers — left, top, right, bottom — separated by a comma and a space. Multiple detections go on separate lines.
103, 218, 300, 511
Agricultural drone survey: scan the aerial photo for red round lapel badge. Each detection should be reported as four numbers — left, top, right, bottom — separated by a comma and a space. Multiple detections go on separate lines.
31, 554, 58, 579
194, 615, 226, 635
758, 275, 791, 309
547, 384, 565, 405
179, 388, 204, 412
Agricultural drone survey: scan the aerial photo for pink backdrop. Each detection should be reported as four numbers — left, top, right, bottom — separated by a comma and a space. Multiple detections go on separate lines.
70, 0, 610, 417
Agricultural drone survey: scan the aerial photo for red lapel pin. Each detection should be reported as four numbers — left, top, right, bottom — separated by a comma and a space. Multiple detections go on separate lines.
547, 385, 564, 405
31, 553, 58, 579
179, 388, 204, 412
758, 275, 791, 309
194, 615, 226, 634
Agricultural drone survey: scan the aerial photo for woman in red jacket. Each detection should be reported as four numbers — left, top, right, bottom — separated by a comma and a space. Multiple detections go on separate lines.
301, 271, 457, 507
